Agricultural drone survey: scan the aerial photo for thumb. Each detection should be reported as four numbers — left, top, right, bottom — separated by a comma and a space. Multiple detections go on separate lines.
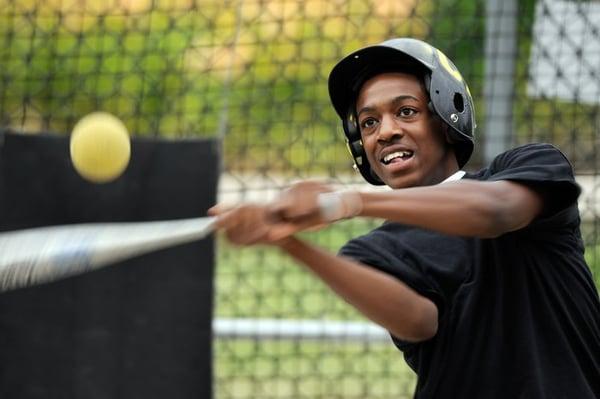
208, 203, 235, 216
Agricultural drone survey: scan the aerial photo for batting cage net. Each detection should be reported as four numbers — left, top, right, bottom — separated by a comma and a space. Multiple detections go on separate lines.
1, 0, 599, 398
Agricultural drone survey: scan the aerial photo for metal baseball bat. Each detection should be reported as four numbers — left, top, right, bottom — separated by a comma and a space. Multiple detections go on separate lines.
0, 216, 216, 292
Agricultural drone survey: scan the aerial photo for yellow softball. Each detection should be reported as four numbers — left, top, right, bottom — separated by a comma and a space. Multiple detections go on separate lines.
70, 112, 131, 183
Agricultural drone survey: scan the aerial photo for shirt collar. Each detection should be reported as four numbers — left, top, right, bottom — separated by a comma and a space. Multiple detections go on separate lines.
440, 170, 466, 184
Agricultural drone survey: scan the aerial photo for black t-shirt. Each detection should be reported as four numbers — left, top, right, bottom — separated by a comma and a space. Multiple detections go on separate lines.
340, 143, 600, 398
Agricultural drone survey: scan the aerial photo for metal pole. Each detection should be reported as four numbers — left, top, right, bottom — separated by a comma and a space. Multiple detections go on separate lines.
483, 0, 518, 162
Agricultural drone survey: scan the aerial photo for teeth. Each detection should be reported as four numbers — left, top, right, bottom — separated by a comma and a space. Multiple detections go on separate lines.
383, 151, 412, 164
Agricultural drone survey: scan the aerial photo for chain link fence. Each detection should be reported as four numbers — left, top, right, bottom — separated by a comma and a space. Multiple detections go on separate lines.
1, 0, 599, 398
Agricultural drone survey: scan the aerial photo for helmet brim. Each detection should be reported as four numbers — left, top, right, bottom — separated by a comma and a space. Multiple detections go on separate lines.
328, 45, 434, 120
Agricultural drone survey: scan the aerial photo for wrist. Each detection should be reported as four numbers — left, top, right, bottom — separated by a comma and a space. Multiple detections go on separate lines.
274, 235, 301, 252
317, 190, 363, 222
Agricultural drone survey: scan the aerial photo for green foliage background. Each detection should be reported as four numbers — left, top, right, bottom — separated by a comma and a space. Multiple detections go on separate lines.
0, 0, 487, 175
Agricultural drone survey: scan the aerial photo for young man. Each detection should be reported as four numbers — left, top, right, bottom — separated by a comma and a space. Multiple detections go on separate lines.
211, 38, 600, 397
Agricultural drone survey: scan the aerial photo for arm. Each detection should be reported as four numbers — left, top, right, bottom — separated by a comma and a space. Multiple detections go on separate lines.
273, 179, 544, 238
209, 178, 539, 341
209, 203, 438, 342
358, 179, 544, 238
278, 236, 438, 342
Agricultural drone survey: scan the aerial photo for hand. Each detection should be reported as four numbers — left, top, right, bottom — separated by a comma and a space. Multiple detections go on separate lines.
209, 181, 363, 246
270, 180, 363, 227
268, 181, 333, 230
208, 203, 300, 246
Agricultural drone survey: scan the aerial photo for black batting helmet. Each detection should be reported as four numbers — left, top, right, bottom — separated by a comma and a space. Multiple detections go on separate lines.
328, 38, 476, 185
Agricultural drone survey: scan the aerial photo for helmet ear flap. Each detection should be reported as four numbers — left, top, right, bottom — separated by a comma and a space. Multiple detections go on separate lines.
343, 106, 384, 185
423, 73, 435, 114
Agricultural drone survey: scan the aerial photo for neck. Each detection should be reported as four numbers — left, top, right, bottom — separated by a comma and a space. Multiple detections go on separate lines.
428, 155, 460, 185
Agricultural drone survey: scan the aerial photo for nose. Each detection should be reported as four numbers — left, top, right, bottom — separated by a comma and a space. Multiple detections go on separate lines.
377, 114, 403, 143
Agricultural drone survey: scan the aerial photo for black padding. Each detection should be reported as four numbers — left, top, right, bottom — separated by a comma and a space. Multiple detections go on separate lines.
0, 132, 218, 399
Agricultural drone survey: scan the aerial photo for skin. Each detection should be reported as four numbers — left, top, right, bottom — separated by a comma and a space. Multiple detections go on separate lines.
210, 72, 544, 342
356, 72, 457, 189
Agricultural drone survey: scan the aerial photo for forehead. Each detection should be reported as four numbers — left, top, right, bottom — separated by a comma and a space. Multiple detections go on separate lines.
356, 72, 427, 108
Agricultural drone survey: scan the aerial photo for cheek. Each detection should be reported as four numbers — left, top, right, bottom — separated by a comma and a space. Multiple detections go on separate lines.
422, 126, 449, 156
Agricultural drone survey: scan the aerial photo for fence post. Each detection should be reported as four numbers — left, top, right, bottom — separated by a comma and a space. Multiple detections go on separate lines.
483, 0, 518, 162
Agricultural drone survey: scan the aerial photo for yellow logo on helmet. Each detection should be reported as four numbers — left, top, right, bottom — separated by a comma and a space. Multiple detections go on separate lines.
435, 49, 464, 84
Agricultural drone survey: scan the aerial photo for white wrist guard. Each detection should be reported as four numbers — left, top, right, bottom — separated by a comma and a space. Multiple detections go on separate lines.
317, 191, 363, 222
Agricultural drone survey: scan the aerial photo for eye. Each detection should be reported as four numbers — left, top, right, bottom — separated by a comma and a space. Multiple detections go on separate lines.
397, 107, 417, 117
359, 117, 378, 130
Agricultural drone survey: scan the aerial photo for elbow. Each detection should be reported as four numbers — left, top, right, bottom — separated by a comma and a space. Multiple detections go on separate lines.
412, 313, 438, 341
388, 300, 439, 342
479, 208, 508, 238
470, 197, 518, 238
474, 181, 541, 238
478, 203, 531, 238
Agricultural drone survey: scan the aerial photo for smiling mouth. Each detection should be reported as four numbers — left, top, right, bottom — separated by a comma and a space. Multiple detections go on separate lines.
381, 150, 414, 165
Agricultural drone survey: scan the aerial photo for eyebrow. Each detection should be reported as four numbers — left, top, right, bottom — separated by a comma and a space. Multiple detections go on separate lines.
357, 95, 420, 118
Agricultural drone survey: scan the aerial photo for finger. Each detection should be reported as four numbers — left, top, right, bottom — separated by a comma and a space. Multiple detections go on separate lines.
266, 216, 329, 241
270, 192, 319, 221
220, 205, 272, 245
212, 208, 237, 229
268, 199, 310, 222
266, 223, 301, 242
227, 220, 270, 246
208, 203, 236, 216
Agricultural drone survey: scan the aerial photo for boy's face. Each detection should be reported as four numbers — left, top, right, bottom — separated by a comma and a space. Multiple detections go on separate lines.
355, 72, 458, 189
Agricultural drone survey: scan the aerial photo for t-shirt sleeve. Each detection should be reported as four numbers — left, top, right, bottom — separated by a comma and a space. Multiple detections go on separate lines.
339, 224, 472, 320
485, 143, 581, 217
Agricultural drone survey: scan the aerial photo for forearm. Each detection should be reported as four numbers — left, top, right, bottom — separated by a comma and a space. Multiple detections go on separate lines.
277, 237, 438, 342
358, 180, 542, 237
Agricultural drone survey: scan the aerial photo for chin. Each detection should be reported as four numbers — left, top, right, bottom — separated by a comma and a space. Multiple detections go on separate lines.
382, 174, 421, 189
